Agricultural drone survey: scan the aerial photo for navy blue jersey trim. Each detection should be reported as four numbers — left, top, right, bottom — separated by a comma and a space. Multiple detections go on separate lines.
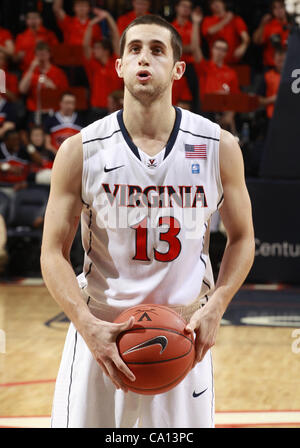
117, 107, 182, 162
117, 110, 141, 160
179, 128, 220, 142
217, 194, 224, 209
163, 106, 182, 160
82, 129, 121, 144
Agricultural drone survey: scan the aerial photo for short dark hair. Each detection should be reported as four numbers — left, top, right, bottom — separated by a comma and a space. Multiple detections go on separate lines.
213, 37, 229, 48
94, 38, 114, 57
119, 14, 182, 63
35, 41, 50, 52
3, 129, 18, 141
60, 91, 76, 101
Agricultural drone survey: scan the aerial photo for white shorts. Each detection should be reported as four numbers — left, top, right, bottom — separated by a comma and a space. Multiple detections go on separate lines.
51, 321, 215, 428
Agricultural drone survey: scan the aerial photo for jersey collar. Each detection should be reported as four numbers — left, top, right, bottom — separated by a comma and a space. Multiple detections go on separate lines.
117, 106, 182, 161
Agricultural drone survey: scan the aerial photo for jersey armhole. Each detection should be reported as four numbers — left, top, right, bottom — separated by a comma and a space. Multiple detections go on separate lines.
214, 124, 224, 210
80, 128, 90, 207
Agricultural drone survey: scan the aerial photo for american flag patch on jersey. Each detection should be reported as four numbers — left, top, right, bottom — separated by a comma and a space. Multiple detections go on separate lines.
185, 144, 207, 159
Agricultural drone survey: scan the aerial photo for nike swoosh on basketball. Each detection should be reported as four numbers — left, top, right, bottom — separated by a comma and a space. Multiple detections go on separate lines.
192, 388, 208, 398
104, 165, 125, 172
123, 336, 168, 355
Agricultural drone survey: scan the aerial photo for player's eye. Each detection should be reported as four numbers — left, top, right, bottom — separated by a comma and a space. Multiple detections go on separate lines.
152, 47, 163, 54
130, 46, 140, 53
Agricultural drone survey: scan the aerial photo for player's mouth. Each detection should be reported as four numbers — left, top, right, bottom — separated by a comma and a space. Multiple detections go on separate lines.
136, 70, 152, 82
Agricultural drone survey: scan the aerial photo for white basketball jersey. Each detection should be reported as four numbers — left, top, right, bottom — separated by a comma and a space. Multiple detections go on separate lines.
80, 107, 223, 309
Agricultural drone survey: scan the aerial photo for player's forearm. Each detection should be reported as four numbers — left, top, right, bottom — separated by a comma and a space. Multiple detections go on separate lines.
41, 251, 98, 333
208, 234, 255, 317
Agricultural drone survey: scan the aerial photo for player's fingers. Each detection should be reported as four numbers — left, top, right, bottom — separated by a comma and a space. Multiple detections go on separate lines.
113, 357, 136, 382
111, 347, 136, 382
113, 316, 135, 334
105, 360, 128, 392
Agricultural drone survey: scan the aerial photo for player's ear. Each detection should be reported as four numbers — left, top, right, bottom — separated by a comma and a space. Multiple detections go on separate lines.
173, 61, 186, 81
115, 58, 123, 78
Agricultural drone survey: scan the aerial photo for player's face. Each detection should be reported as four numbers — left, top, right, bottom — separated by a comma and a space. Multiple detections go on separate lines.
116, 24, 184, 104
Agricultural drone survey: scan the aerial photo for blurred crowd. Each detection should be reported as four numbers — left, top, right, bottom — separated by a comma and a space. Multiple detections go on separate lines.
0, 0, 295, 275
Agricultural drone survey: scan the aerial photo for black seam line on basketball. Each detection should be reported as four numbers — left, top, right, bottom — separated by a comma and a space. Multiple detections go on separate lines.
86, 296, 91, 306
121, 326, 194, 342
179, 128, 220, 141
66, 330, 78, 428
82, 129, 121, 144
125, 359, 193, 392
217, 194, 224, 209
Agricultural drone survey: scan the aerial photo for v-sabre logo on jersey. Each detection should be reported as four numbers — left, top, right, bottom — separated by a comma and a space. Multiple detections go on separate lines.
101, 184, 208, 209
123, 336, 168, 355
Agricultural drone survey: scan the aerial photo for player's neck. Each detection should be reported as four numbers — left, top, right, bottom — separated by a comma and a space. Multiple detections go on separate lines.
122, 96, 176, 155
123, 97, 175, 137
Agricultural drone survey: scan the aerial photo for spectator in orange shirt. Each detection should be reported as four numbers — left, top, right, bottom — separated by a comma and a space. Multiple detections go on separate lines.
0, 50, 19, 103
253, 0, 290, 68
83, 8, 123, 121
193, 10, 240, 134
171, 0, 195, 64
53, 0, 102, 46
14, 10, 59, 72
202, 0, 249, 64
171, 1, 199, 112
19, 42, 69, 125
117, 0, 151, 36
257, 47, 286, 119
0, 25, 14, 57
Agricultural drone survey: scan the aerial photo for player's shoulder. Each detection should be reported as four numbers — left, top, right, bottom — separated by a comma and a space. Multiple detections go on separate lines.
80, 111, 120, 144
179, 108, 221, 141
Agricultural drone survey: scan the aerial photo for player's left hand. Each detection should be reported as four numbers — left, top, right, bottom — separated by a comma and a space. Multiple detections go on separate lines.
185, 303, 222, 367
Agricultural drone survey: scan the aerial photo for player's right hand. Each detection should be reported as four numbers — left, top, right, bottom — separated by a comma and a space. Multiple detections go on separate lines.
81, 316, 136, 392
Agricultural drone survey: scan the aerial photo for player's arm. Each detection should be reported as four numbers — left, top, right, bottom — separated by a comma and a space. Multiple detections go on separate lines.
186, 130, 255, 365
40, 133, 136, 391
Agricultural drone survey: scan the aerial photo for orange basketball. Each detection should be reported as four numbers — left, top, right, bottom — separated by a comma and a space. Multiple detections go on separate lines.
114, 304, 195, 395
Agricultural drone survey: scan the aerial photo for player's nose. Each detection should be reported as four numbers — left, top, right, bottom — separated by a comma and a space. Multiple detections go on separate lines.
138, 49, 150, 65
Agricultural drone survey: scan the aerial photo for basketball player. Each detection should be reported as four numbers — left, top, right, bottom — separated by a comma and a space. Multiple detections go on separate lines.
41, 15, 255, 428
